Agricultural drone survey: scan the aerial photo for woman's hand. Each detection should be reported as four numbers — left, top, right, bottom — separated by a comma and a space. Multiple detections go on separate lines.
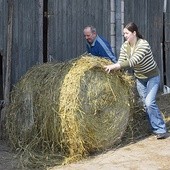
104, 63, 121, 73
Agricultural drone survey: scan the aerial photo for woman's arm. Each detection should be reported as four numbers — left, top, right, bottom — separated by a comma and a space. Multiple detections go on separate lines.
104, 63, 121, 73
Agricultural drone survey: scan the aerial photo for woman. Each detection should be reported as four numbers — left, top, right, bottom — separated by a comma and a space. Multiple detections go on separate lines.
104, 22, 167, 139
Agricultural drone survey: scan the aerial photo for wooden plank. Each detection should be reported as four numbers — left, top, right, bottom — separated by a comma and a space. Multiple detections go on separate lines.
4, 0, 13, 105
115, 0, 122, 57
165, 42, 170, 86
10, 0, 44, 85
38, 0, 44, 63
165, 13, 170, 42
1, 0, 13, 139
0, 0, 8, 100
164, 3, 170, 86
147, 0, 164, 89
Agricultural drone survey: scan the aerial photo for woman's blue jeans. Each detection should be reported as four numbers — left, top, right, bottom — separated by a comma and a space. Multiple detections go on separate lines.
136, 75, 167, 134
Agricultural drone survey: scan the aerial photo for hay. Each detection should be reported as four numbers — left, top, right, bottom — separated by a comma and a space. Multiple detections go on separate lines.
6, 55, 134, 168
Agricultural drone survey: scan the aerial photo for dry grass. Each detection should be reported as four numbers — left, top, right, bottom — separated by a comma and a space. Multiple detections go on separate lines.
5, 55, 134, 169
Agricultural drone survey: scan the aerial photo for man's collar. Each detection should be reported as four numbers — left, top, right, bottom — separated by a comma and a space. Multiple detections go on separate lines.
91, 35, 98, 46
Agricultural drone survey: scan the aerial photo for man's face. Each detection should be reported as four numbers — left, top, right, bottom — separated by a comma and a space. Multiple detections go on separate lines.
83, 28, 96, 44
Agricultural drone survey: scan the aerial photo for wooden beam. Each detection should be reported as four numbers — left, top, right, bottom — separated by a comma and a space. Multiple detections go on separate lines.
0, 0, 13, 139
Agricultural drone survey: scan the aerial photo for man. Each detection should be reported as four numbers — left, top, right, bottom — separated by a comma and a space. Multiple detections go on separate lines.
83, 25, 117, 63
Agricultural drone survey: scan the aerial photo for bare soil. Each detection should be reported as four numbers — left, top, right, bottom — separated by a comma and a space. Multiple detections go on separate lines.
0, 93, 170, 170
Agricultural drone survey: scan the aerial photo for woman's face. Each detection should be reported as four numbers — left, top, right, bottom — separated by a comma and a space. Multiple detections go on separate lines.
123, 28, 136, 43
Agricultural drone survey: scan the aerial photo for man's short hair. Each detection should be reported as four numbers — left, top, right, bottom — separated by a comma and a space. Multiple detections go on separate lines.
84, 25, 96, 33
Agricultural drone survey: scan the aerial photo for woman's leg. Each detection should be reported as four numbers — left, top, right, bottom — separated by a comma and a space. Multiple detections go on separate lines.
145, 76, 166, 134
136, 78, 147, 110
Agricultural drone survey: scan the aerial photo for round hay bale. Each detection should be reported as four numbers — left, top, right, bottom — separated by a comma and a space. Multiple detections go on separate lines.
6, 55, 134, 167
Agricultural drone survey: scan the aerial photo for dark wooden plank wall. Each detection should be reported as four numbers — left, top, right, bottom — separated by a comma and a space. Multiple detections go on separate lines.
147, 0, 164, 89
114, 0, 123, 57
11, 0, 43, 85
165, 0, 170, 86
1, 0, 169, 90
0, 0, 112, 98
0, 0, 8, 99
124, 0, 165, 89
0, 0, 8, 57
47, 0, 111, 62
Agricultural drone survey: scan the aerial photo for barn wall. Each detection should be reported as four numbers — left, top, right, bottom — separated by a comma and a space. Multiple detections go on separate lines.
1, 0, 170, 98
0, 0, 8, 100
164, 0, 170, 86
0, 0, 8, 58
47, 0, 112, 62
124, 0, 165, 89
11, 0, 43, 85
0, 0, 117, 102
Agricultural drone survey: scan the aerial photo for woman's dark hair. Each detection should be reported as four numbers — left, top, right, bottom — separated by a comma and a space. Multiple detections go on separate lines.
125, 22, 143, 39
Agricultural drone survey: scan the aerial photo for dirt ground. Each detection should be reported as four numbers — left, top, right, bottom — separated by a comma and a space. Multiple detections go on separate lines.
0, 93, 170, 170
50, 135, 170, 170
